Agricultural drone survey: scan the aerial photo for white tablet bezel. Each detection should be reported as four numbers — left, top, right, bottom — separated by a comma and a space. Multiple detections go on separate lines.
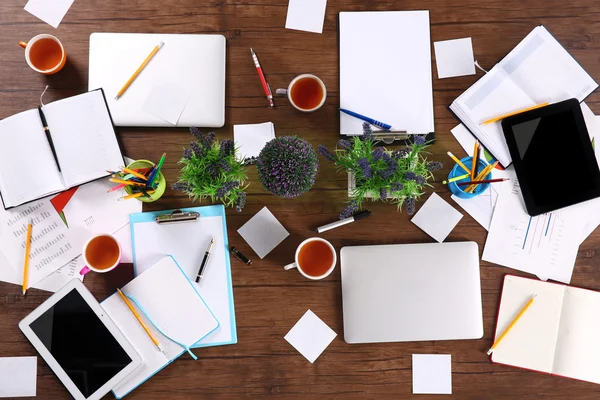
19, 279, 142, 400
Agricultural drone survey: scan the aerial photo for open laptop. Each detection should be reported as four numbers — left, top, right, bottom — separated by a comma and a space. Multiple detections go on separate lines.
341, 242, 483, 344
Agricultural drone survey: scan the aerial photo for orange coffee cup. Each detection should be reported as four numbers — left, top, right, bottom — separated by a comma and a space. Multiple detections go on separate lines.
19, 34, 66, 75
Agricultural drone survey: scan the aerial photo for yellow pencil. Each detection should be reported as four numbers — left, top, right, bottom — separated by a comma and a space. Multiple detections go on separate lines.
442, 173, 471, 185
122, 168, 148, 181
121, 190, 156, 200
22, 221, 32, 295
470, 141, 479, 180
447, 151, 471, 174
117, 289, 163, 353
488, 295, 536, 355
115, 41, 165, 100
481, 102, 549, 125
109, 178, 146, 186
465, 161, 498, 193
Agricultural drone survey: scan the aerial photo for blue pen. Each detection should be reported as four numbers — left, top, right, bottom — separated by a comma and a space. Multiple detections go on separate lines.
340, 108, 392, 130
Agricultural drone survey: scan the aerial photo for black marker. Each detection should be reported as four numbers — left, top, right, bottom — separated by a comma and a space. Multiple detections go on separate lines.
316, 210, 372, 233
230, 247, 252, 265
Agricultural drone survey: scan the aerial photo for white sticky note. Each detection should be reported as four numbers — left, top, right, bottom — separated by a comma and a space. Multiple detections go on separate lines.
142, 83, 191, 125
284, 310, 337, 363
24, 0, 75, 28
434, 38, 476, 79
238, 207, 289, 259
0, 356, 37, 397
285, 0, 328, 34
411, 193, 463, 243
234, 122, 275, 161
412, 354, 452, 394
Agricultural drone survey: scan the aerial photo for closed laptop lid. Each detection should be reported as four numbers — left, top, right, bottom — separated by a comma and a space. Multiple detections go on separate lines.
341, 242, 483, 344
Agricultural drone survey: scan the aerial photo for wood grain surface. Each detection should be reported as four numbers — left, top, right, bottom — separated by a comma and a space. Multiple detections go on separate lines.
1, 0, 599, 399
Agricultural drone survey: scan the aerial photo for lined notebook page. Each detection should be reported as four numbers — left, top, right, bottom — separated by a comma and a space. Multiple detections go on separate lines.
491, 276, 565, 373
42, 90, 123, 187
0, 109, 64, 207
102, 256, 218, 398
553, 287, 600, 383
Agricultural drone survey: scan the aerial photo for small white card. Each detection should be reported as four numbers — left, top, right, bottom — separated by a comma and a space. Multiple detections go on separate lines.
285, 0, 328, 34
142, 83, 191, 125
411, 193, 463, 243
238, 207, 289, 259
24, 0, 75, 28
434, 38, 476, 79
412, 354, 452, 395
0, 356, 37, 398
284, 310, 337, 363
234, 122, 275, 161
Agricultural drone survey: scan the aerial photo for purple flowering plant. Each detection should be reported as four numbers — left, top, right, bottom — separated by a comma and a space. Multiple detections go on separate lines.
319, 123, 442, 217
257, 136, 319, 198
172, 128, 249, 211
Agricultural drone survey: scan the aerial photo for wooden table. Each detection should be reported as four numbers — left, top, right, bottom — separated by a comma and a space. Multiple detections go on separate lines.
1, 0, 599, 398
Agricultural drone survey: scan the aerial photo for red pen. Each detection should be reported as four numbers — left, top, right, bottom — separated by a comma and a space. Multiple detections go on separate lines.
250, 48, 274, 107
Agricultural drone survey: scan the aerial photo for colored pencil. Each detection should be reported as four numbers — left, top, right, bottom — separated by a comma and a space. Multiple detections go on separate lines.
465, 161, 498, 193
458, 178, 509, 186
447, 151, 470, 174
442, 173, 471, 185
480, 102, 549, 125
470, 141, 479, 180
148, 153, 166, 188
120, 190, 156, 200
22, 221, 32, 295
109, 178, 146, 186
115, 41, 164, 100
122, 167, 148, 181
487, 295, 536, 355
107, 183, 127, 193
117, 289, 163, 353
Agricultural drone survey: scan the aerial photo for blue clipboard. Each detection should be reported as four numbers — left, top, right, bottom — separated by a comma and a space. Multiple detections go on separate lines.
129, 204, 237, 349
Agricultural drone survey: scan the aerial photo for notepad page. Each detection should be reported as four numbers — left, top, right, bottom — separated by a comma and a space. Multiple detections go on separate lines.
491, 276, 565, 373
552, 286, 600, 383
42, 90, 123, 188
0, 109, 65, 207
339, 11, 434, 135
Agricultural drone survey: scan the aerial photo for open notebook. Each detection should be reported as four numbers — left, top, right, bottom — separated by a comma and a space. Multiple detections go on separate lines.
492, 275, 600, 384
450, 26, 598, 167
0, 89, 123, 209
101, 256, 219, 398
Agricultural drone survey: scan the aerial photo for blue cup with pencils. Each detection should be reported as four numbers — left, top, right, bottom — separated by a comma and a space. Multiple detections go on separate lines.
123, 156, 166, 203
446, 154, 492, 199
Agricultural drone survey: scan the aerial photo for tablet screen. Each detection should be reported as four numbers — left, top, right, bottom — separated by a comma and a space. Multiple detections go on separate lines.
28, 288, 132, 398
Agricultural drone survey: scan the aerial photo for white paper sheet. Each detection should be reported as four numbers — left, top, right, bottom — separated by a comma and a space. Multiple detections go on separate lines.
434, 38, 476, 79
238, 207, 290, 259
285, 0, 327, 34
24, 0, 74, 28
411, 193, 463, 243
142, 83, 191, 125
234, 122, 275, 161
0, 356, 36, 398
412, 354, 452, 394
284, 310, 336, 363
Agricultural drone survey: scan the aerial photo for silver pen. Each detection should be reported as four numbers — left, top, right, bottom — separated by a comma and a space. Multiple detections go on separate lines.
316, 210, 372, 233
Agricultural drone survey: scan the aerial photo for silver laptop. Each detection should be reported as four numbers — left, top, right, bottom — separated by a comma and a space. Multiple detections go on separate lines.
341, 242, 483, 344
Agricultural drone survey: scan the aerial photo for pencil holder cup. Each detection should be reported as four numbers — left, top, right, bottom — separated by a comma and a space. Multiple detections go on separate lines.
447, 157, 492, 199
125, 159, 166, 203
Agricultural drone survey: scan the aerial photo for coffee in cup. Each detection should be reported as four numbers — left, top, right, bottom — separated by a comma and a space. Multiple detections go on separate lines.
284, 237, 337, 280
276, 74, 327, 112
79, 234, 122, 275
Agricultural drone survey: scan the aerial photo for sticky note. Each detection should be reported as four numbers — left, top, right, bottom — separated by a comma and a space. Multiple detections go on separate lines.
434, 38, 476, 79
411, 192, 463, 242
284, 310, 337, 363
238, 207, 289, 259
142, 83, 191, 125
24, 0, 75, 28
234, 122, 275, 161
285, 0, 328, 34
0, 356, 37, 397
412, 354, 452, 394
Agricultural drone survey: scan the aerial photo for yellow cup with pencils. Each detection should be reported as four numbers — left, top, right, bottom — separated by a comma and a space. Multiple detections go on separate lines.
124, 159, 166, 203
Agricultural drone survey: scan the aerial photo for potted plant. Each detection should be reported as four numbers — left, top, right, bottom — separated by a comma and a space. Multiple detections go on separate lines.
172, 128, 249, 211
318, 123, 442, 218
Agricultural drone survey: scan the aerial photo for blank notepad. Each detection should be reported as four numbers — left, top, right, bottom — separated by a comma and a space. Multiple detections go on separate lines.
102, 256, 218, 398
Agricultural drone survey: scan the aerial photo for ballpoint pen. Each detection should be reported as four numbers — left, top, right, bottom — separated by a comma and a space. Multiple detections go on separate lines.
196, 236, 215, 282
250, 48, 274, 107
38, 106, 61, 171
317, 210, 372, 233
339, 108, 392, 130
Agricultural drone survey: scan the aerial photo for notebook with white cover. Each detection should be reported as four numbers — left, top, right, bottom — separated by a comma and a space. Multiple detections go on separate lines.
0, 89, 123, 209
101, 256, 219, 398
339, 11, 434, 137
492, 275, 600, 384
450, 26, 598, 167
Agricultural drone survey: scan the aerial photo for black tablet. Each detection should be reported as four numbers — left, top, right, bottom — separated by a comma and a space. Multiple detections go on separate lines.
502, 98, 600, 216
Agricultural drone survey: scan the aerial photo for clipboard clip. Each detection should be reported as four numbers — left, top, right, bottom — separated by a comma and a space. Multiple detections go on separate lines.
155, 209, 200, 224
372, 130, 410, 144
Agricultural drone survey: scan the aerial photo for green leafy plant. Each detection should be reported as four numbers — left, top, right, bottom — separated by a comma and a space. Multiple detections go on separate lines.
172, 128, 249, 211
318, 123, 442, 218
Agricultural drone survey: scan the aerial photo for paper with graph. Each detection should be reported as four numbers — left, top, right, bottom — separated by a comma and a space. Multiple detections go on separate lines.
483, 169, 583, 283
